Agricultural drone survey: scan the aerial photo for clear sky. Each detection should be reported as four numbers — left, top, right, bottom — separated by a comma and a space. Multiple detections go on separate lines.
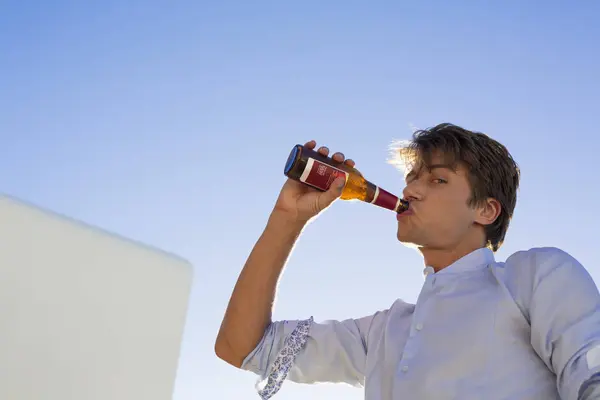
1, 1, 599, 399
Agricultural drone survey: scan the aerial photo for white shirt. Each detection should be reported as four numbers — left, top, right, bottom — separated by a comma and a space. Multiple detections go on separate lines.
242, 247, 600, 399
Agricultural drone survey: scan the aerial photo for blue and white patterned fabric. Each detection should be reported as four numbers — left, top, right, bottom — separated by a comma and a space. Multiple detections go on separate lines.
255, 317, 313, 399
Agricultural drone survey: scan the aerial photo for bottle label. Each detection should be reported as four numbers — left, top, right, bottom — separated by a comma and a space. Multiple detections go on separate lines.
371, 186, 401, 211
299, 158, 348, 191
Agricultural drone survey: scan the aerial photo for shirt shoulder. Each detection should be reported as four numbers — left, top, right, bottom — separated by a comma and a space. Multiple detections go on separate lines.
352, 298, 414, 338
366, 298, 415, 332
387, 297, 416, 319
503, 246, 586, 282
494, 247, 592, 318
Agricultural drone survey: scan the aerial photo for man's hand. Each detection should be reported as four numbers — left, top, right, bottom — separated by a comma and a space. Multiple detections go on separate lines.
273, 140, 356, 223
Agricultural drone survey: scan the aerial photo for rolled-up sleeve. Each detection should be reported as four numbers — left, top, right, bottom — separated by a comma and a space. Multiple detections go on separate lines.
523, 247, 600, 399
241, 313, 378, 398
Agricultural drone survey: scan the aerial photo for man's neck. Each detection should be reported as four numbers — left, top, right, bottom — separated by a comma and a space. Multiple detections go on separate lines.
419, 242, 486, 272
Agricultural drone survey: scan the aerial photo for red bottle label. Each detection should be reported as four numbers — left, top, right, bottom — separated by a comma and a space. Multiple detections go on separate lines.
299, 158, 348, 191
372, 186, 401, 211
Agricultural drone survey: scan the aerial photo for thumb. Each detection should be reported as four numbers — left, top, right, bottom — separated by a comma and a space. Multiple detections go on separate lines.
319, 176, 346, 208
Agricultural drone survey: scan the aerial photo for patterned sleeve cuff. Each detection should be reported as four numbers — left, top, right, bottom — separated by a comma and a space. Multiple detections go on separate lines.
255, 317, 314, 399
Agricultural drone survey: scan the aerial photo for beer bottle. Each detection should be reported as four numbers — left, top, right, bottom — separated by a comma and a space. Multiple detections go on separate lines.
284, 144, 409, 213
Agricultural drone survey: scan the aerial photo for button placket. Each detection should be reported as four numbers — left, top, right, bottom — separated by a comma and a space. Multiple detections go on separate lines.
398, 279, 432, 375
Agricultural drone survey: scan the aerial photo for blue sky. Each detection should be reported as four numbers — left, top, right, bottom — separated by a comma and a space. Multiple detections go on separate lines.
1, 1, 599, 399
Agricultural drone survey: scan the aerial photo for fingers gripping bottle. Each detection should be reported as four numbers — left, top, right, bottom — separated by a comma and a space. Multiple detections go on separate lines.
284, 144, 409, 213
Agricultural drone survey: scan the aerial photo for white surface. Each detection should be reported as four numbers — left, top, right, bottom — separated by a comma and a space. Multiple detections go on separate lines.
0, 195, 193, 400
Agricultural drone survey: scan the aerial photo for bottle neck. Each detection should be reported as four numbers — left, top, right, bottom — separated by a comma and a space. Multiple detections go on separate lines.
366, 181, 405, 212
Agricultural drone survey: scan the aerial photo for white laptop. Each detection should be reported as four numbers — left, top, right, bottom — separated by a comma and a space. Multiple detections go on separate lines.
0, 194, 193, 400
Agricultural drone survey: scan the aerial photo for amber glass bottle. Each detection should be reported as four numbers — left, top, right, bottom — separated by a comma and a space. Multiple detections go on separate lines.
284, 144, 409, 213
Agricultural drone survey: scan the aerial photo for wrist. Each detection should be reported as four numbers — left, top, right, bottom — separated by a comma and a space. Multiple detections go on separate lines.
267, 210, 308, 232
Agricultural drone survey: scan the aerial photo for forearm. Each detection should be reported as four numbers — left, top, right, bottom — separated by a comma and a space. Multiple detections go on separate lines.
215, 211, 306, 367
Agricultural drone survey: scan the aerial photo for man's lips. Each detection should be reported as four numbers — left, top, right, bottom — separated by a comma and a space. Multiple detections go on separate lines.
397, 208, 414, 220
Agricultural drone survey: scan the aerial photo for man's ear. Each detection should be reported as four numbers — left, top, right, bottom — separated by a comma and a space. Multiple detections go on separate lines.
475, 198, 501, 226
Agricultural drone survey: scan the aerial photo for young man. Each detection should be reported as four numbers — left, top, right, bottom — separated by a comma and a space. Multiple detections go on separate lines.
215, 123, 600, 399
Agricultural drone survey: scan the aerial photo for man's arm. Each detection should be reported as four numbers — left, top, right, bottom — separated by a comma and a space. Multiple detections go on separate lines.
214, 141, 347, 368
522, 247, 600, 399
215, 144, 377, 398
214, 210, 305, 368
216, 203, 384, 397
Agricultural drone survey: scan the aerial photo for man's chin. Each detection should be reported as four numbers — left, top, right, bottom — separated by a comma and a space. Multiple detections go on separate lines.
397, 231, 416, 246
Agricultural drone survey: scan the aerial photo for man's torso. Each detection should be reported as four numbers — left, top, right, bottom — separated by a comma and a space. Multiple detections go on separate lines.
363, 265, 558, 399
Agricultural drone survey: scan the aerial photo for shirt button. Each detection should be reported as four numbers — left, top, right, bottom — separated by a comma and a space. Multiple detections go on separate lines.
401, 366, 409, 372
415, 323, 423, 331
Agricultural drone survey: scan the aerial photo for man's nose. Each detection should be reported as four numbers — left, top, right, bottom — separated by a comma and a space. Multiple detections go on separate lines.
402, 181, 424, 202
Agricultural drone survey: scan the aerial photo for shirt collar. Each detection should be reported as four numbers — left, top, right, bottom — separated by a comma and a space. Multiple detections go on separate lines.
423, 247, 495, 277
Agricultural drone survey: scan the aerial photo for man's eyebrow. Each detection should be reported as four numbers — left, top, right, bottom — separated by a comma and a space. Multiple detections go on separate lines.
405, 163, 456, 182
427, 164, 457, 173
